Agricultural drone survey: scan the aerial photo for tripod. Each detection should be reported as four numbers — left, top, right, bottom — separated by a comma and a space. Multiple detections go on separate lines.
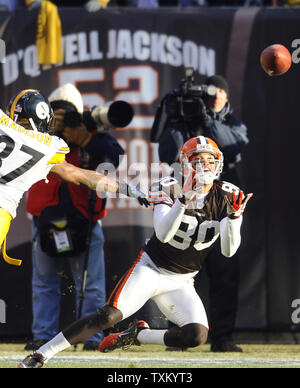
74, 191, 96, 351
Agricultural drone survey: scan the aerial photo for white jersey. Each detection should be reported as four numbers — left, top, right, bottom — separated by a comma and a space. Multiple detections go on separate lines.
0, 110, 69, 218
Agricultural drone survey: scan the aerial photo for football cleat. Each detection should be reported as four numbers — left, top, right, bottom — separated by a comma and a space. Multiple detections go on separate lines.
99, 320, 149, 353
18, 352, 46, 368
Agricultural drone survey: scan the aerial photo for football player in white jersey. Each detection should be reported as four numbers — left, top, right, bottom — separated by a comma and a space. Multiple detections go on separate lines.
0, 89, 149, 266
19, 135, 252, 368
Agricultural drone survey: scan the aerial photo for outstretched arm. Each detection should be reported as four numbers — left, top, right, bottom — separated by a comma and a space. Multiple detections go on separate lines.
153, 200, 186, 243
220, 216, 242, 257
49, 161, 150, 207
220, 190, 253, 257
50, 160, 118, 192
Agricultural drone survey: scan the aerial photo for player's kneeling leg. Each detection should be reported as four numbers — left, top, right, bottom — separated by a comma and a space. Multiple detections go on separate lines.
165, 323, 208, 348
63, 305, 123, 344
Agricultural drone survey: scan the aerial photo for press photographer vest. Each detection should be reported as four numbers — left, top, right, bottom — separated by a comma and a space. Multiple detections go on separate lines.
26, 146, 106, 222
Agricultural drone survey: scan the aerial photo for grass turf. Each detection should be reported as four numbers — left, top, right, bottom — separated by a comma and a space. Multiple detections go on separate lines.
1, 343, 300, 368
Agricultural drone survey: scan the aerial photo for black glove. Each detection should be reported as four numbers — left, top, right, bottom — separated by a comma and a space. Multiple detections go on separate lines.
197, 98, 209, 122
185, 98, 209, 133
118, 182, 150, 208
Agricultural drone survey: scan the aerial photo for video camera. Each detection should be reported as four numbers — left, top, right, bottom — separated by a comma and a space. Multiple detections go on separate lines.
174, 68, 216, 119
179, 68, 216, 99
63, 100, 134, 132
150, 68, 216, 143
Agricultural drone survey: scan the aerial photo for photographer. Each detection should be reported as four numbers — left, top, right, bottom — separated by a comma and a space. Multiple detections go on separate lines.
157, 73, 249, 186
154, 71, 249, 352
25, 83, 125, 351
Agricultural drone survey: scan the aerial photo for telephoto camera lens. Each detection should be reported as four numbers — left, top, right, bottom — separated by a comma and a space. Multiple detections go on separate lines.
91, 101, 134, 128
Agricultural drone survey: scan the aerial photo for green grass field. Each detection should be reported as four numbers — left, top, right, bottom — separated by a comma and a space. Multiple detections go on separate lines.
2, 342, 300, 368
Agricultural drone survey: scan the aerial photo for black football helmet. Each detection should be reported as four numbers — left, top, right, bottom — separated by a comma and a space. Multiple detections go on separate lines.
6, 89, 55, 133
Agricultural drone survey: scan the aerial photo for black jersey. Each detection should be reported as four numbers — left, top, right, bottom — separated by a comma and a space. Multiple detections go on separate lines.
144, 177, 240, 274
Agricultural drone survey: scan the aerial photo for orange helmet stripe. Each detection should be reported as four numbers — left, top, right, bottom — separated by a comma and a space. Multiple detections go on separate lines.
9, 88, 37, 119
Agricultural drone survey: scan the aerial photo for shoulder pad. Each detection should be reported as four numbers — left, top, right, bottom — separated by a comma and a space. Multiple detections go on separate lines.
218, 180, 242, 195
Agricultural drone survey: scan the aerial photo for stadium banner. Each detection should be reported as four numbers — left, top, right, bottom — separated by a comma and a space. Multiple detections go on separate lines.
0, 7, 299, 338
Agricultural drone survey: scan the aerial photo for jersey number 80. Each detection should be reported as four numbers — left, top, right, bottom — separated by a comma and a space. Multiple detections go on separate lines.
168, 215, 220, 251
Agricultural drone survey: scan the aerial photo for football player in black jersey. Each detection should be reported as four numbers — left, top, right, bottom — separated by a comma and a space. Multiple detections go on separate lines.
19, 135, 252, 368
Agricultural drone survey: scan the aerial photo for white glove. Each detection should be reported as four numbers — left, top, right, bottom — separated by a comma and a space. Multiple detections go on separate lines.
178, 165, 196, 204
85, 0, 102, 12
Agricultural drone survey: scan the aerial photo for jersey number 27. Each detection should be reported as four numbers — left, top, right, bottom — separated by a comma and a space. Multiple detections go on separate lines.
0, 135, 44, 184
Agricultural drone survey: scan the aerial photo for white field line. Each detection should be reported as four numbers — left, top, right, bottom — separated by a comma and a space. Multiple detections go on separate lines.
3, 354, 300, 366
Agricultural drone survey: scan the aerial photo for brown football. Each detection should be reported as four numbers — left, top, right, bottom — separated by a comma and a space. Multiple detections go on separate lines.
260, 44, 292, 76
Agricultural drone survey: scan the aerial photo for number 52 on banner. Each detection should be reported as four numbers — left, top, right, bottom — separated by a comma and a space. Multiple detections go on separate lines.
57, 65, 158, 131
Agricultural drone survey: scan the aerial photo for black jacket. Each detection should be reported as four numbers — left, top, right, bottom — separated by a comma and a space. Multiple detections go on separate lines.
158, 101, 249, 172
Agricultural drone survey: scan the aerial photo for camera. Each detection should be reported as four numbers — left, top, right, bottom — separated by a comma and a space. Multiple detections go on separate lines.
175, 68, 216, 120
179, 68, 216, 99
150, 68, 217, 143
63, 100, 134, 132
